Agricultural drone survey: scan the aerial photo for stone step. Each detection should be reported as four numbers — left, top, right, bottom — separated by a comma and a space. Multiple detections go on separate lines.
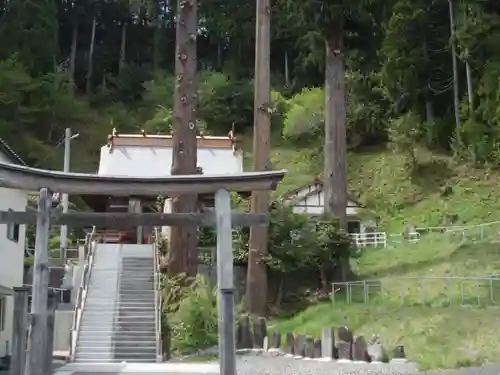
78, 331, 155, 339
80, 321, 156, 329
84, 311, 156, 318
78, 340, 156, 346
73, 358, 155, 363
112, 346, 157, 353
114, 352, 157, 361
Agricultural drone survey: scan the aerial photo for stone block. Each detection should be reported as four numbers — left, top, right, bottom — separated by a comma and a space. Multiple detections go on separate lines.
313, 339, 322, 358
285, 332, 295, 355
305, 336, 315, 358
236, 314, 253, 349
336, 326, 353, 361
321, 327, 335, 359
253, 317, 267, 348
353, 335, 370, 362
270, 331, 281, 349
294, 334, 306, 357
392, 344, 406, 359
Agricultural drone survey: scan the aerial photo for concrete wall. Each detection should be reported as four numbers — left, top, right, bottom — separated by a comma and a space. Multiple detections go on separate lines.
0, 151, 27, 358
54, 310, 73, 351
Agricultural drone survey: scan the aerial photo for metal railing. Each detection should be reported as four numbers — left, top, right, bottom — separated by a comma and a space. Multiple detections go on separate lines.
445, 220, 500, 245
332, 275, 500, 307
153, 227, 163, 362
68, 226, 96, 361
22, 285, 71, 305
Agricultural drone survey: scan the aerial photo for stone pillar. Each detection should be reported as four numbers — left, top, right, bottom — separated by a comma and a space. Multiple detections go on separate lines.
129, 198, 142, 244
10, 287, 29, 375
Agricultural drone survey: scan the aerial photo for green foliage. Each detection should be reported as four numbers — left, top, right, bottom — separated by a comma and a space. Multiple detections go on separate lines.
233, 202, 355, 282
387, 111, 422, 168
161, 274, 219, 354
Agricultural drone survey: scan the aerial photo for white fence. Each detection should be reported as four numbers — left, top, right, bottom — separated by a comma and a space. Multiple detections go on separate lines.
350, 220, 500, 249
350, 232, 387, 248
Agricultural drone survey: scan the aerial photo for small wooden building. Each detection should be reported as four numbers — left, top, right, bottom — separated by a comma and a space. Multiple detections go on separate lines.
282, 178, 376, 233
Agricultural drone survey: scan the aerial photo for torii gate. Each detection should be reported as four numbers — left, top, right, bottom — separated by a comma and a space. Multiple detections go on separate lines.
0, 162, 285, 375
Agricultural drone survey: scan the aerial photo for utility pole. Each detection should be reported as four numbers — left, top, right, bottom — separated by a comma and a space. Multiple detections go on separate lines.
169, 0, 198, 277
246, 0, 271, 316
60, 128, 79, 260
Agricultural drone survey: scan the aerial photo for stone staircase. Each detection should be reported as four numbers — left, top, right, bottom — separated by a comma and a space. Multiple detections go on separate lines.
74, 244, 120, 362
113, 256, 156, 362
73, 244, 157, 363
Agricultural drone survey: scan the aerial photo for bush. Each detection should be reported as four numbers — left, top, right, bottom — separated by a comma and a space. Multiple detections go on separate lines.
161, 274, 219, 354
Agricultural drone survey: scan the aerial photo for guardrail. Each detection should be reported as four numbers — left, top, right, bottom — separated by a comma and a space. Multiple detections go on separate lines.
332, 275, 500, 307
153, 227, 163, 362
68, 226, 96, 361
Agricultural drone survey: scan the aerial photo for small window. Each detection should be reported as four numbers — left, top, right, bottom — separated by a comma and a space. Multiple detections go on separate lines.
0, 297, 6, 331
7, 209, 19, 243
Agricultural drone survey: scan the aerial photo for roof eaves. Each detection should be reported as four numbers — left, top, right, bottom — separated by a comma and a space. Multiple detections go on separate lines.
0, 138, 27, 166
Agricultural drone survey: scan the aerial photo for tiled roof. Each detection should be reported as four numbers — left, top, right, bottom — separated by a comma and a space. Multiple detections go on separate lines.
0, 138, 26, 165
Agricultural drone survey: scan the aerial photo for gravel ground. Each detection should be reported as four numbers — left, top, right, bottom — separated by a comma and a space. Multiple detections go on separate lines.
54, 357, 500, 375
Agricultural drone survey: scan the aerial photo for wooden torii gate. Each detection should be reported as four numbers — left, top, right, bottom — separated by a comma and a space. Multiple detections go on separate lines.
0, 162, 285, 375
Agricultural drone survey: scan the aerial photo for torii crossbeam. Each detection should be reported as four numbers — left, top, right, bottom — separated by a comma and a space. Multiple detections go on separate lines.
0, 162, 285, 375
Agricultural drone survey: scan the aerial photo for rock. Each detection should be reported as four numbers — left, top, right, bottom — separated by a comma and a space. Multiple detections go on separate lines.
337, 326, 353, 343
367, 334, 388, 362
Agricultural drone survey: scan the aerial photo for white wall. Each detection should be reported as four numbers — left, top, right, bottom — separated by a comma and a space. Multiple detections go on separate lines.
0, 152, 27, 357
288, 188, 360, 216
98, 145, 243, 176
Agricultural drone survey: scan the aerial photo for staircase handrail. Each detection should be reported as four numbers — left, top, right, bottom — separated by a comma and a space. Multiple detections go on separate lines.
153, 227, 163, 362
69, 226, 96, 361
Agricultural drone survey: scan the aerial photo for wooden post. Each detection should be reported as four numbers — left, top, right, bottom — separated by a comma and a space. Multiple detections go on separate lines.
44, 291, 56, 374
25, 188, 51, 375
10, 287, 29, 375
247, 0, 271, 316
324, 23, 348, 280
215, 189, 236, 375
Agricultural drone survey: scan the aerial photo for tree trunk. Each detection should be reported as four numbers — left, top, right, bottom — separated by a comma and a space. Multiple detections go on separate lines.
69, 22, 78, 89
465, 50, 474, 116
422, 37, 434, 123
324, 30, 349, 281
153, 14, 160, 72
169, 0, 198, 277
246, 0, 271, 317
86, 16, 96, 97
119, 21, 127, 75
448, 0, 461, 137
284, 50, 289, 87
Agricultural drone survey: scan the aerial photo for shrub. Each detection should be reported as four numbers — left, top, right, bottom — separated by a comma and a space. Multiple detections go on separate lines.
161, 274, 218, 354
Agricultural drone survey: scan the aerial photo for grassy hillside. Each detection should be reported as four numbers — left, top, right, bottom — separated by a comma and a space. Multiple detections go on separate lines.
260, 144, 500, 231
272, 237, 500, 370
